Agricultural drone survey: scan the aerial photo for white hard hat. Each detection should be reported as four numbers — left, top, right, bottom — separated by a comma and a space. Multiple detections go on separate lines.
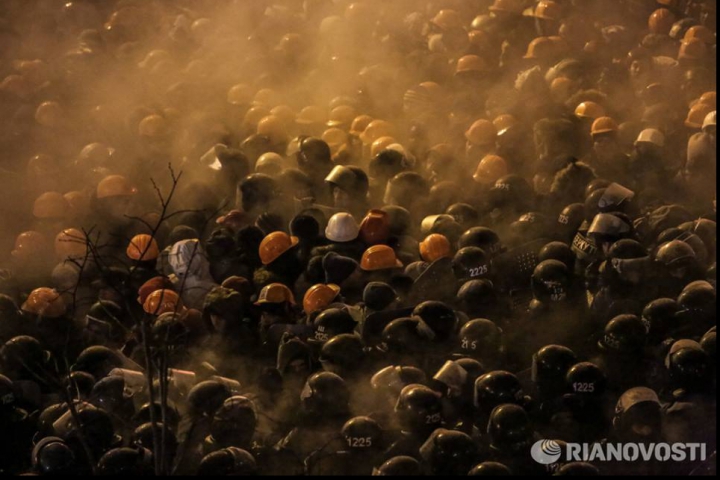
325, 213, 360, 243
702, 111, 716, 132
634, 128, 665, 147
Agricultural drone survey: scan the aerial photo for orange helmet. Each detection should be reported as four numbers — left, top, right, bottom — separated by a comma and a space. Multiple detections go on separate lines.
465, 119, 497, 147
550, 76, 574, 102
27, 154, 58, 177
359, 210, 391, 246
97, 175, 137, 199
296, 105, 327, 126
64, 191, 91, 218
350, 115, 373, 136
419, 234, 452, 263
138, 114, 169, 138
55, 228, 86, 259
327, 105, 357, 128
591, 116, 619, 137
255, 283, 296, 306
127, 234, 160, 261
698, 91, 716, 109
523, 36, 556, 60
456, 55, 489, 75
271, 105, 296, 126
533, 1, 563, 21
143, 289, 183, 315
678, 38, 708, 60
33, 192, 69, 219
648, 8, 676, 35
259, 232, 299, 265
371, 136, 397, 158
11, 231, 48, 260
360, 120, 395, 145
685, 102, 715, 129
575, 101, 606, 120
22, 287, 66, 318
252, 88, 280, 107
361, 245, 403, 271
322, 128, 349, 152
303, 284, 341, 314
227, 83, 253, 106
473, 155, 508, 184
489, 0, 525, 14
684, 25, 715, 45
431, 9, 462, 31
257, 115, 287, 142
492, 114, 518, 135
243, 106, 271, 128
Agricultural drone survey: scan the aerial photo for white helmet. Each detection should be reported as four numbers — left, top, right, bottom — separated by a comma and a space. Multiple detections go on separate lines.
634, 128, 665, 147
325, 213, 360, 242
702, 111, 716, 132
255, 152, 285, 175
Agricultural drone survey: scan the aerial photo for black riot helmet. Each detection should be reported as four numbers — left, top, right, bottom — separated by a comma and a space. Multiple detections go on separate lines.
187, 380, 233, 418
474, 371, 526, 417
457, 319, 503, 359
468, 461, 512, 476
209, 396, 257, 448
641, 298, 680, 343
452, 247, 492, 282
412, 301, 457, 343
298, 137, 332, 169
538, 242, 576, 272
319, 334, 365, 375
394, 384, 444, 434
301, 372, 350, 416
373, 456, 423, 476
341, 416, 383, 450
97, 447, 154, 476
72, 346, 124, 380
419, 428, 478, 476
599, 314, 647, 354
31, 437, 76, 476
666, 341, 711, 391
381, 317, 427, 355
458, 227, 502, 255
198, 447, 257, 476
565, 362, 607, 398
531, 345, 578, 395
457, 280, 498, 319
531, 260, 570, 303
238, 173, 278, 213
313, 308, 357, 342
487, 404, 533, 454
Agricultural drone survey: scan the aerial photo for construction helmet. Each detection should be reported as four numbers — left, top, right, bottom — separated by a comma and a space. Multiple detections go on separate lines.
465, 119, 497, 147
473, 155, 508, 185
419, 234, 452, 263
679, 38, 708, 60
303, 284, 341, 315
242, 106, 270, 128
361, 245, 403, 271
252, 88, 279, 107
22, 287, 66, 318
371, 136, 397, 158
138, 114, 168, 138
256, 115, 287, 142
455, 55, 489, 75
271, 105, 296, 127
350, 115, 373, 136
327, 105, 357, 128
64, 191, 91, 218
575, 101, 606, 120
126, 234, 160, 261
360, 120, 395, 145
227, 83, 253, 106
550, 77, 574, 102
326, 213, 360, 243
702, 111, 716, 133
33, 192, 69, 219
698, 91, 716, 109
431, 9, 462, 31
591, 116, 619, 137
635, 129, 665, 147
255, 283, 295, 306
359, 210, 391, 246
492, 114, 518, 135
35, 101, 63, 127
143, 289, 182, 315
683, 25, 715, 45
533, 1, 563, 21
489, 0, 525, 15
523, 36, 556, 60
322, 128, 348, 152
12, 231, 48, 259
259, 232, 299, 265
685, 102, 714, 129
648, 8, 676, 35
255, 152, 285, 175
55, 229, 86, 259
296, 106, 327, 126
97, 175, 137, 199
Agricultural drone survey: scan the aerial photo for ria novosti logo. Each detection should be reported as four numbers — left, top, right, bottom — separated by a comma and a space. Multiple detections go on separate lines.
531, 440, 708, 464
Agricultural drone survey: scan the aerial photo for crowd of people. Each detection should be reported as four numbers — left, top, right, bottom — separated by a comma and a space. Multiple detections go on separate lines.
0, 0, 716, 476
